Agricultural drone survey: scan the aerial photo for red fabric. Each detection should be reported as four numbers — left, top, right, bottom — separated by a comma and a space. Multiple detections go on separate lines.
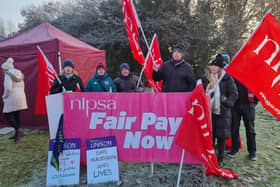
226, 12, 280, 120
248, 89, 255, 102
0, 22, 105, 128
121, 0, 145, 65
76, 83, 81, 92
176, 83, 238, 179
144, 35, 162, 92
226, 135, 242, 149
35, 47, 58, 114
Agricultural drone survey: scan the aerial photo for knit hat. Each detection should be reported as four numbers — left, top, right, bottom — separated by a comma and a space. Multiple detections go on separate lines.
96, 63, 106, 72
173, 43, 185, 54
221, 53, 230, 63
1, 57, 14, 70
211, 54, 224, 68
120, 63, 130, 71
63, 59, 75, 69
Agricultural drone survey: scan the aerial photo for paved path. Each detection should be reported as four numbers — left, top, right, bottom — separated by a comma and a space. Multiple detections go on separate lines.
0, 127, 13, 134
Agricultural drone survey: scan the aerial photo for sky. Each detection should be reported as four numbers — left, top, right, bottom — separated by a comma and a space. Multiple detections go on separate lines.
0, 0, 60, 34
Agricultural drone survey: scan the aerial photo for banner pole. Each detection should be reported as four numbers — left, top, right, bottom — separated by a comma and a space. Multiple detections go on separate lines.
150, 162, 154, 176
176, 149, 185, 187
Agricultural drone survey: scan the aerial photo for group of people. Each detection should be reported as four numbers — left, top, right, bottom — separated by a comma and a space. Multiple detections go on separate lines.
152, 44, 257, 167
50, 59, 144, 94
2, 44, 258, 168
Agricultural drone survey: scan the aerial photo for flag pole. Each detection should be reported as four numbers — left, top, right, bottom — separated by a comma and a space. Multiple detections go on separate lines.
136, 34, 156, 88
37, 45, 62, 85
58, 51, 62, 72
132, 0, 158, 88
176, 149, 185, 187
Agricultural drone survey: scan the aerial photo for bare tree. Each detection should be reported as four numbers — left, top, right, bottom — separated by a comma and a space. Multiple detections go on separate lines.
0, 17, 6, 38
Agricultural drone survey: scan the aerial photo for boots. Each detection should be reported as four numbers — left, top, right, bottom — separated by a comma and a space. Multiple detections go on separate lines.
14, 128, 25, 142
9, 132, 16, 140
218, 157, 224, 168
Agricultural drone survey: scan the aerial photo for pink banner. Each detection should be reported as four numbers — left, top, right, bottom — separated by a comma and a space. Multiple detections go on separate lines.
64, 93, 200, 164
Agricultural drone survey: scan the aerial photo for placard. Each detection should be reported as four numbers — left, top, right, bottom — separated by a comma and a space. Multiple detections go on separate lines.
46, 138, 80, 186
46, 93, 63, 139
87, 136, 119, 184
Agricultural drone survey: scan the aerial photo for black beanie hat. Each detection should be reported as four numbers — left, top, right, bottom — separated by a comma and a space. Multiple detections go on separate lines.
173, 43, 185, 54
211, 54, 224, 68
63, 59, 75, 69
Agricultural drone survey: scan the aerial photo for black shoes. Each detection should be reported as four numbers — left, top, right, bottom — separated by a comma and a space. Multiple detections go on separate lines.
14, 129, 25, 142
218, 158, 224, 168
249, 153, 257, 161
227, 150, 238, 158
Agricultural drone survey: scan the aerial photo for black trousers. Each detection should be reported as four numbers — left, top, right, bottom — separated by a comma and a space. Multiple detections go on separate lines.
3, 111, 21, 130
231, 103, 256, 154
213, 136, 226, 161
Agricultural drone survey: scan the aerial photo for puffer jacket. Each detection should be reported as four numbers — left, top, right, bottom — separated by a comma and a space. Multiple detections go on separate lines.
2, 69, 28, 113
212, 73, 238, 139
114, 74, 144, 92
152, 59, 196, 92
50, 74, 84, 94
85, 72, 116, 92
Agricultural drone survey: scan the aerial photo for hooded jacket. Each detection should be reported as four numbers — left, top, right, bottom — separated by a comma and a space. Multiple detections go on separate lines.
2, 67, 28, 113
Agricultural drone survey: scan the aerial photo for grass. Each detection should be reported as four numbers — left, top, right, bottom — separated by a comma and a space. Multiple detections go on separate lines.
0, 104, 279, 187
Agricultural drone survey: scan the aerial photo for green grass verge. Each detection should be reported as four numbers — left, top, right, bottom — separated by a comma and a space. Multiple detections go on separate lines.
0, 130, 49, 187
0, 104, 279, 186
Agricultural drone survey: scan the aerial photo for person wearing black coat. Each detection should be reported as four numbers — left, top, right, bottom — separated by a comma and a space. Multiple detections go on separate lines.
152, 44, 196, 92
206, 54, 238, 167
227, 80, 258, 161
114, 63, 144, 92
50, 59, 84, 94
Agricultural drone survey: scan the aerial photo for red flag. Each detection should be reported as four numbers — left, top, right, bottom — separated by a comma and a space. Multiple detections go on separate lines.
121, 0, 145, 65
176, 82, 238, 179
76, 83, 81, 92
35, 46, 58, 115
226, 11, 280, 120
144, 34, 163, 92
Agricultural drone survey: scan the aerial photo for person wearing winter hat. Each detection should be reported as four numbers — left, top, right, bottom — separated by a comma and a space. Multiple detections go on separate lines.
85, 62, 116, 92
50, 59, 84, 94
1, 57, 28, 142
152, 43, 196, 92
206, 54, 238, 167
114, 63, 144, 92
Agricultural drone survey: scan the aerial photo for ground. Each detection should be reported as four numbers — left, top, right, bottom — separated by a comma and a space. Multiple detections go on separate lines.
0, 104, 279, 187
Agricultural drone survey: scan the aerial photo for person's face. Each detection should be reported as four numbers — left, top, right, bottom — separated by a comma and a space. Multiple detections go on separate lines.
210, 65, 222, 74
97, 68, 105, 76
64, 66, 73, 74
172, 50, 183, 61
121, 68, 130, 77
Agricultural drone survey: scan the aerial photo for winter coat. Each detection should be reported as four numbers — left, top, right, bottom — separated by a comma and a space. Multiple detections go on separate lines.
2, 69, 28, 113
85, 72, 116, 92
152, 59, 196, 92
50, 74, 84, 94
234, 79, 258, 105
211, 73, 238, 139
114, 74, 144, 92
